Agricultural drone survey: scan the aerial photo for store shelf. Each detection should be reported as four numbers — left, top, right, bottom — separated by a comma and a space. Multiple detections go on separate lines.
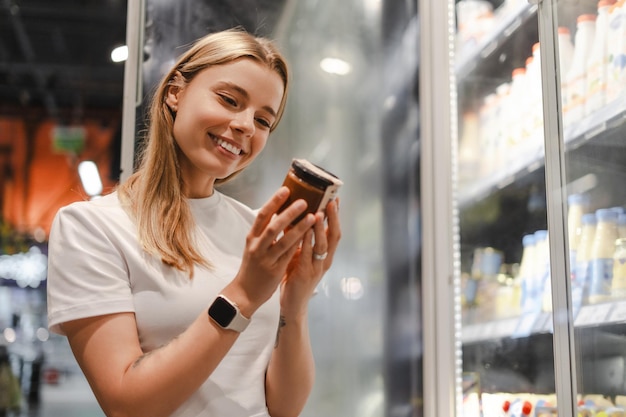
462, 299, 626, 344
458, 94, 626, 208
455, 2, 538, 80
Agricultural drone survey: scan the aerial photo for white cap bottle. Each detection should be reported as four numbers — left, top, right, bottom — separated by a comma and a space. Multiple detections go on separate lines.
563, 14, 597, 127
585, 0, 617, 116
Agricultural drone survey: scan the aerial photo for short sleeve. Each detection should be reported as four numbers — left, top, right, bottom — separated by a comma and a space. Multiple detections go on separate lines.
47, 202, 135, 335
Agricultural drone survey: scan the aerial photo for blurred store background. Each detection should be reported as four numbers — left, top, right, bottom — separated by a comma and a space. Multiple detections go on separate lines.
0, 0, 421, 416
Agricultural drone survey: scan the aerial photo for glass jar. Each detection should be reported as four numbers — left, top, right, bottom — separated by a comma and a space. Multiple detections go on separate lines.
279, 159, 342, 224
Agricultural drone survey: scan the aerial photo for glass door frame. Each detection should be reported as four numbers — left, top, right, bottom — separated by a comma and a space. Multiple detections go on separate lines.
419, 0, 461, 416
535, 0, 579, 415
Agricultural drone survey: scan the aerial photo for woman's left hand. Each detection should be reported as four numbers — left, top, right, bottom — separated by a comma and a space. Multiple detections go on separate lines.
280, 199, 341, 316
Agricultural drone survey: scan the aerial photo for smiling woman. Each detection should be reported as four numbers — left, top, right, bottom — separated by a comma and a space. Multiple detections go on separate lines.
46, 28, 342, 417
164, 58, 285, 194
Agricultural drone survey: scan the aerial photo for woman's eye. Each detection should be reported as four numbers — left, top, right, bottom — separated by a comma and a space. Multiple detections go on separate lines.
255, 118, 271, 129
219, 94, 237, 107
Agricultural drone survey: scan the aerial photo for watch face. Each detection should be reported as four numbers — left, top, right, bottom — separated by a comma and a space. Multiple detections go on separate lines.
208, 296, 237, 328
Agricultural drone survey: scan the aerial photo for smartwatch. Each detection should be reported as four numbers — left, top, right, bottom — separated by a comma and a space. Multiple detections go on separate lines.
208, 295, 250, 332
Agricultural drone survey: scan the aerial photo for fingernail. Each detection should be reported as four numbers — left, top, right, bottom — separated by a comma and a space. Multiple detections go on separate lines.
278, 187, 290, 197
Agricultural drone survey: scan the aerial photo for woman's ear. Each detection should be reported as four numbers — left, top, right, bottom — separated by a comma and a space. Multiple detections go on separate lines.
165, 71, 183, 112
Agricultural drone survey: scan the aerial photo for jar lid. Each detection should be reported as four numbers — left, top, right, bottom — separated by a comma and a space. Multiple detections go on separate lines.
291, 159, 341, 189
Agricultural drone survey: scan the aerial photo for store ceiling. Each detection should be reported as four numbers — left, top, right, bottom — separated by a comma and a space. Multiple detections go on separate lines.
0, 0, 287, 121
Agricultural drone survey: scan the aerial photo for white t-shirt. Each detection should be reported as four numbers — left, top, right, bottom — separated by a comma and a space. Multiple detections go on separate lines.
47, 191, 279, 417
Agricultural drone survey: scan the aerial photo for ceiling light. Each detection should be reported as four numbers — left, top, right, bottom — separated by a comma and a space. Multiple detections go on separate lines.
320, 57, 352, 75
78, 160, 103, 198
111, 45, 128, 63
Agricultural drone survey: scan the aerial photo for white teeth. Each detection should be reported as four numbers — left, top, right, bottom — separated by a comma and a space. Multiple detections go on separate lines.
214, 137, 242, 155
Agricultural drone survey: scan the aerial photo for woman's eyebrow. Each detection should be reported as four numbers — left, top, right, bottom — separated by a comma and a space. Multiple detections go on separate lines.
219, 81, 277, 118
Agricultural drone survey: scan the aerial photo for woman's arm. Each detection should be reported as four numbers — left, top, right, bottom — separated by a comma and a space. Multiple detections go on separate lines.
60, 187, 316, 417
265, 199, 341, 417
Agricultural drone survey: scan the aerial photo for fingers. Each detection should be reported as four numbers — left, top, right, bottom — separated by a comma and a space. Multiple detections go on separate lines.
249, 187, 290, 237
322, 199, 341, 262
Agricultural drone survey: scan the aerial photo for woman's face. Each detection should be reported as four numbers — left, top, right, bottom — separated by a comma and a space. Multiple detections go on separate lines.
165, 58, 285, 197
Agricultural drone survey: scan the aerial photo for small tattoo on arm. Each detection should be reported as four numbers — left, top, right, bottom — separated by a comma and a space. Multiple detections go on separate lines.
274, 315, 286, 348
132, 336, 177, 368
132, 350, 154, 368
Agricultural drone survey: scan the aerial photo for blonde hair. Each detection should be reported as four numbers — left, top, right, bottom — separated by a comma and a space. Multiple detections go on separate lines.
118, 29, 289, 276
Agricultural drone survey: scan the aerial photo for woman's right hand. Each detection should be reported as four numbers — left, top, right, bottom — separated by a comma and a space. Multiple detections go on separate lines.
224, 186, 315, 316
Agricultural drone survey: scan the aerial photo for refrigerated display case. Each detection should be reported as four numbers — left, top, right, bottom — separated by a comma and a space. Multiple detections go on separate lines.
440, 0, 626, 415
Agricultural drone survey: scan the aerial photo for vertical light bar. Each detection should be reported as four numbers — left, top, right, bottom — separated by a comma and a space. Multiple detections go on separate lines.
120, 0, 146, 182
78, 160, 103, 198
535, 0, 578, 415
420, 0, 459, 415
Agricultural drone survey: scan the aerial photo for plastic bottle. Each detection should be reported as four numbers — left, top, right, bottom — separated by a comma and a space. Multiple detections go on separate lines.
519, 234, 537, 313
494, 82, 512, 172
508, 399, 533, 417
532, 230, 550, 313
558, 26, 575, 107
574, 213, 597, 311
568, 194, 588, 259
585, 0, 616, 116
606, 0, 626, 103
588, 208, 619, 303
528, 43, 544, 140
619, 213, 626, 238
503, 68, 527, 161
612, 238, 626, 299
563, 14, 597, 127
479, 93, 498, 177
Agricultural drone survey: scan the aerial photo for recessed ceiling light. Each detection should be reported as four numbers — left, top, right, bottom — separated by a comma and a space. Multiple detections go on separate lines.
111, 45, 128, 63
320, 57, 352, 75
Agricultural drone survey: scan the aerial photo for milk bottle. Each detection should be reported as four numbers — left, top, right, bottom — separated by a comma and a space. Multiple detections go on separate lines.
568, 194, 587, 263
574, 213, 597, 311
606, 0, 626, 103
558, 26, 575, 108
585, 0, 616, 116
533, 230, 550, 313
612, 238, 626, 299
563, 14, 597, 127
588, 208, 619, 303
619, 212, 626, 238
519, 234, 536, 313
503, 68, 527, 159
527, 43, 544, 141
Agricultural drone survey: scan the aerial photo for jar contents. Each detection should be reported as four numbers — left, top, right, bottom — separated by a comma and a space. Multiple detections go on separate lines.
278, 158, 342, 225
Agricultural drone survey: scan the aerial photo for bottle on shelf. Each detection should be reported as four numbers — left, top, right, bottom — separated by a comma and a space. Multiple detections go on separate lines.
506, 399, 533, 417
612, 238, 626, 299
588, 208, 619, 304
494, 82, 512, 173
558, 26, 575, 106
606, 0, 626, 103
568, 194, 588, 265
504, 67, 528, 162
527, 43, 544, 143
458, 111, 481, 186
574, 213, 598, 312
519, 234, 537, 314
532, 230, 550, 313
563, 14, 597, 127
585, 0, 616, 116
619, 213, 626, 238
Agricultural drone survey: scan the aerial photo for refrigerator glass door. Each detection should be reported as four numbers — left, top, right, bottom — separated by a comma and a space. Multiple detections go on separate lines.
453, 1, 558, 415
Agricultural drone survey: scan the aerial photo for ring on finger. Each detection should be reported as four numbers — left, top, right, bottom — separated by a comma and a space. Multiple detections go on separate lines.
313, 251, 328, 261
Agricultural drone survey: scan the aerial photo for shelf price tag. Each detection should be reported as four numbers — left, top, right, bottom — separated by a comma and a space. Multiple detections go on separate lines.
536, 312, 553, 333
493, 317, 519, 339
513, 312, 541, 338
574, 303, 612, 327
608, 301, 626, 323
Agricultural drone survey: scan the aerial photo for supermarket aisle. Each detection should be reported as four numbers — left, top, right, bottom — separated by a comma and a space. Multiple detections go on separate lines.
19, 373, 104, 417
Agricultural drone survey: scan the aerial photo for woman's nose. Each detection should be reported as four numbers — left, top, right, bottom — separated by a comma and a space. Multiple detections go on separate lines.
231, 109, 255, 136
